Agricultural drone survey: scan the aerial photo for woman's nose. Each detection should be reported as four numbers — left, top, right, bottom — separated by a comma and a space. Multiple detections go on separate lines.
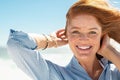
79, 33, 89, 40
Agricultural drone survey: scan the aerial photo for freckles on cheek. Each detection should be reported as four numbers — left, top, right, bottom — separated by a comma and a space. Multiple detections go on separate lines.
90, 36, 101, 43
92, 38, 101, 46
68, 36, 77, 43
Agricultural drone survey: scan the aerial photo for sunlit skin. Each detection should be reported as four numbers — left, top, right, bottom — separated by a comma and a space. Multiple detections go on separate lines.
55, 14, 120, 79
66, 14, 102, 61
31, 13, 120, 80
65, 14, 104, 79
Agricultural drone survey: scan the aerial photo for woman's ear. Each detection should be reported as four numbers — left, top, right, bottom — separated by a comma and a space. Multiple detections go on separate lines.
56, 29, 67, 40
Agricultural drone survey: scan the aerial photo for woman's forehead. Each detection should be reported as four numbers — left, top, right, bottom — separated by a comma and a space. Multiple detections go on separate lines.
68, 14, 101, 29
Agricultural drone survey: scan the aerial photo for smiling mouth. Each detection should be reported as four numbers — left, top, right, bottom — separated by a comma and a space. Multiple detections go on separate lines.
76, 45, 92, 51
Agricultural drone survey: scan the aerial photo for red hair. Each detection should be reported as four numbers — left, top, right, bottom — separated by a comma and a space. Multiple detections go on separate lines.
65, 0, 120, 43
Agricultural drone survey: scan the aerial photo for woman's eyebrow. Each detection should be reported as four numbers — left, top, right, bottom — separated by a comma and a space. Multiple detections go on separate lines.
71, 27, 99, 30
70, 26, 80, 30
69, 26, 100, 30
89, 28, 99, 30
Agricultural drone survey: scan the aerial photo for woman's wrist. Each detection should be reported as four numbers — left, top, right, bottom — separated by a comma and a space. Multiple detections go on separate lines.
101, 45, 119, 61
106, 45, 120, 70
45, 35, 57, 48
42, 34, 49, 50
30, 33, 58, 50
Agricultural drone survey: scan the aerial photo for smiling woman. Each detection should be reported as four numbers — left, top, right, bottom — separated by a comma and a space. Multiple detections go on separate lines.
7, 0, 120, 80
66, 14, 102, 61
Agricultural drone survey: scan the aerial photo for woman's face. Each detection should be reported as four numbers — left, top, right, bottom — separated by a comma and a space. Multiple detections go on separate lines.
66, 14, 102, 59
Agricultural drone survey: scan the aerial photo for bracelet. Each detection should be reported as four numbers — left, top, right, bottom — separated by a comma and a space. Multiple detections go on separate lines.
42, 34, 48, 50
49, 35, 58, 47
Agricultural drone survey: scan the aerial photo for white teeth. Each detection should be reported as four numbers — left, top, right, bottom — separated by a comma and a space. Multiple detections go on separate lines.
78, 46, 91, 49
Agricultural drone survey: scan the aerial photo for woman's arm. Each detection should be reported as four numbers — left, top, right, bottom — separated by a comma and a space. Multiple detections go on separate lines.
98, 35, 120, 71
30, 29, 68, 50
7, 29, 68, 80
7, 29, 50, 80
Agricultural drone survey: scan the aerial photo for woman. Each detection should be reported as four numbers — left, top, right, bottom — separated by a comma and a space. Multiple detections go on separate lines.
7, 0, 120, 80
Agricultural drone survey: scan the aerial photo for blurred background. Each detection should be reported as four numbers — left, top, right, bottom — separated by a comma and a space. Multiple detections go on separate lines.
0, 0, 120, 80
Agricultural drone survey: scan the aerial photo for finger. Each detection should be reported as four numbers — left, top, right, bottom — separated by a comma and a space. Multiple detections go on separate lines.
56, 29, 65, 34
101, 34, 110, 49
56, 29, 66, 39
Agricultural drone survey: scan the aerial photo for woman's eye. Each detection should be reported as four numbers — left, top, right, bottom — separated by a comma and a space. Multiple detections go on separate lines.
72, 31, 80, 34
89, 31, 97, 35
88, 31, 97, 38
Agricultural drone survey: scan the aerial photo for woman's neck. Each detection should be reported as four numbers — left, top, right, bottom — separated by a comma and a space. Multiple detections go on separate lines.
77, 56, 103, 80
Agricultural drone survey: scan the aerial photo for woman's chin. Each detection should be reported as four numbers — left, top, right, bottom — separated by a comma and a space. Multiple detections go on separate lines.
76, 47, 93, 56
75, 49, 96, 59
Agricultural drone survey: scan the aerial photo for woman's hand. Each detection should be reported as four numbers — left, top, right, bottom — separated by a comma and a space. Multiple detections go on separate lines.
30, 29, 68, 49
98, 35, 120, 71
97, 34, 111, 58
50, 29, 68, 47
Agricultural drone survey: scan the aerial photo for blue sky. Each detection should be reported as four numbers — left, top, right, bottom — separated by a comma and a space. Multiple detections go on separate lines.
0, 0, 120, 46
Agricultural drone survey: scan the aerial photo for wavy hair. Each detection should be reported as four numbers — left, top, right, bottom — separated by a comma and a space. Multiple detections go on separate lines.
65, 0, 120, 44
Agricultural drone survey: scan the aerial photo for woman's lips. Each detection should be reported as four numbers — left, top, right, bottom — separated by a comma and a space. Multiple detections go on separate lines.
76, 45, 92, 54
76, 45, 92, 50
